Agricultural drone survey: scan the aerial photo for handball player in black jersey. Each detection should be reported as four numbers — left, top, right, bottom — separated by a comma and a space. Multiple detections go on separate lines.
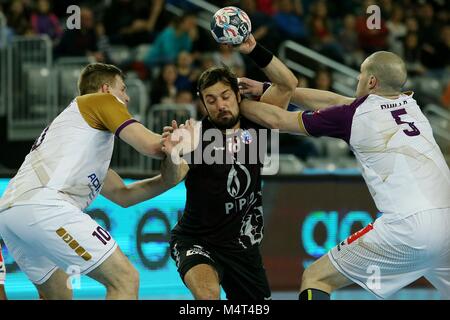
161, 34, 298, 300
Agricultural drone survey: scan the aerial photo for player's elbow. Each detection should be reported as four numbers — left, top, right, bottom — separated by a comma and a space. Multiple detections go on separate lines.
286, 73, 298, 91
280, 73, 298, 92
272, 77, 297, 96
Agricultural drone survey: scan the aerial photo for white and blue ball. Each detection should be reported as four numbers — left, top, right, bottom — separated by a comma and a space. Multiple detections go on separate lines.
210, 6, 252, 45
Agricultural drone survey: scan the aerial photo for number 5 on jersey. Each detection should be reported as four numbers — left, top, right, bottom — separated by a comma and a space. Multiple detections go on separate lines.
390, 108, 420, 137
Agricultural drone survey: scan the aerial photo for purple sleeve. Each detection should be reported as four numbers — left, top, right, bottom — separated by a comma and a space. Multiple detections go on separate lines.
115, 119, 139, 138
301, 95, 368, 143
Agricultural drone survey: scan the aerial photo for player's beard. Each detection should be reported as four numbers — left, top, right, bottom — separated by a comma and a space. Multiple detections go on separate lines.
210, 111, 240, 130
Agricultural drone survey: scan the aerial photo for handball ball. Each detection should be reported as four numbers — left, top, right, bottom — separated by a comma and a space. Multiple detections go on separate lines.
210, 6, 252, 45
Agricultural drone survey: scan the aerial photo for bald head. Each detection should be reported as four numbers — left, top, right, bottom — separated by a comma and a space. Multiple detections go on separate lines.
363, 51, 407, 94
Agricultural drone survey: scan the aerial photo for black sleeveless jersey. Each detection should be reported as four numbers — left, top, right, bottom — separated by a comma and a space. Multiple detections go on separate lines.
171, 116, 268, 250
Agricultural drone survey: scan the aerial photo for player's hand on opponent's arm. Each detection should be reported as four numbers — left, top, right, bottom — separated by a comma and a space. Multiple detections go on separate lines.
238, 77, 355, 111
238, 75, 356, 113
159, 119, 197, 186
162, 119, 179, 135
160, 151, 189, 187
161, 119, 200, 158
238, 77, 264, 97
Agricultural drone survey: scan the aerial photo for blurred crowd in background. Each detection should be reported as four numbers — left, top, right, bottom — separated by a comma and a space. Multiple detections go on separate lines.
0, 0, 449, 163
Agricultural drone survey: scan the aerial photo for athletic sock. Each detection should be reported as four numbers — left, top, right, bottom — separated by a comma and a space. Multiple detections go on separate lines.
299, 288, 330, 300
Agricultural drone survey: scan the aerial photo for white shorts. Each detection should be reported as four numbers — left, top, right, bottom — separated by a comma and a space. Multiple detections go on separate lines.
0, 243, 5, 285
329, 208, 450, 299
0, 202, 117, 285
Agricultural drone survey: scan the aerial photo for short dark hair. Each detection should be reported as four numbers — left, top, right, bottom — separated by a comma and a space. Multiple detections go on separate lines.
197, 66, 239, 103
78, 63, 124, 95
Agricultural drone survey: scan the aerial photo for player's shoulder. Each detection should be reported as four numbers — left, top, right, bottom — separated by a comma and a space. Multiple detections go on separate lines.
77, 93, 124, 106
362, 92, 418, 110
347, 94, 370, 107
347, 94, 379, 114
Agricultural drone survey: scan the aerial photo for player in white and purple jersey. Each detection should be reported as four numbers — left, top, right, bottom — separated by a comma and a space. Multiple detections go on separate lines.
239, 51, 450, 299
0, 63, 183, 300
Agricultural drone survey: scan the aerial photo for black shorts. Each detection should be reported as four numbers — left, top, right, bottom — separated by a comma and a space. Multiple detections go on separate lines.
170, 235, 271, 300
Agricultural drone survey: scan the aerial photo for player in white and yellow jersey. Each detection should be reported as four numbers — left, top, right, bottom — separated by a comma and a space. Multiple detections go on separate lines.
0, 242, 6, 300
0, 63, 183, 299
238, 51, 450, 299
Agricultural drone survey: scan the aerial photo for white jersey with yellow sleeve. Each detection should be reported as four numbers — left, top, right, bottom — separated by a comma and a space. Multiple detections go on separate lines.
0, 93, 136, 212
0, 93, 136, 284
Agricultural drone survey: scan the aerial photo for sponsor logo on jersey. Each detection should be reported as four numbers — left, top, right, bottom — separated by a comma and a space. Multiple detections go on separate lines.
186, 245, 212, 260
88, 173, 102, 202
346, 223, 374, 245
225, 162, 255, 215
226, 163, 251, 199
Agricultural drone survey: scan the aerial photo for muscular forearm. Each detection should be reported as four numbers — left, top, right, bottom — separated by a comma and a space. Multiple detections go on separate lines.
160, 154, 189, 187
261, 56, 298, 92
240, 100, 280, 129
248, 44, 297, 109
259, 56, 298, 109
120, 175, 169, 207
292, 88, 354, 110
240, 100, 306, 134
119, 123, 165, 159
121, 155, 189, 206
101, 169, 174, 208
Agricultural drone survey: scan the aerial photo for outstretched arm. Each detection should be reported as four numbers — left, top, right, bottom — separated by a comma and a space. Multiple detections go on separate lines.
238, 77, 354, 110
118, 122, 164, 159
237, 35, 297, 109
240, 99, 307, 135
159, 118, 200, 186
100, 164, 181, 208
76, 93, 165, 159
292, 88, 354, 110
101, 120, 200, 207
241, 96, 363, 143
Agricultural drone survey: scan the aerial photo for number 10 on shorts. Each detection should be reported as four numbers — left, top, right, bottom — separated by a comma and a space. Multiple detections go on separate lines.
92, 226, 111, 245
